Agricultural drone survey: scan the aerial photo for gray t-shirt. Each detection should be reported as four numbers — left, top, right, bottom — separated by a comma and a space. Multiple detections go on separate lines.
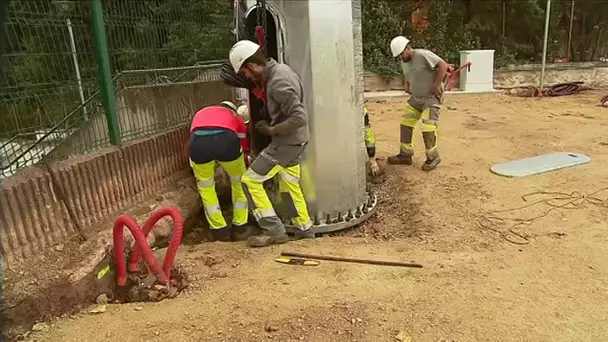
401, 49, 444, 97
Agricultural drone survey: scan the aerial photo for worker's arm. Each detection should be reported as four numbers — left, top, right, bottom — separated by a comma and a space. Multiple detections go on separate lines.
400, 62, 412, 95
420, 50, 448, 89
268, 78, 307, 136
434, 61, 449, 89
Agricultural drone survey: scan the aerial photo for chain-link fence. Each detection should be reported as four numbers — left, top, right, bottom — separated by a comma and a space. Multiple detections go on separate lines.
0, 0, 234, 179
0, 1, 103, 177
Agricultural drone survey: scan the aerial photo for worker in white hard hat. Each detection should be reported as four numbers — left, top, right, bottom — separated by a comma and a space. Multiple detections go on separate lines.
388, 35, 449, 171
228, 40, 314, 248
188, 100, 253, 242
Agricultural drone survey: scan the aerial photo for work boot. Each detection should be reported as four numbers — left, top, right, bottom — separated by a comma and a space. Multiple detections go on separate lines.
231, 224, 254, 241
387, 154, 413, 165
247, 233, 289, 248
421, 157, 441, 171
210, 227, 232, 242
294, 228, 315, 240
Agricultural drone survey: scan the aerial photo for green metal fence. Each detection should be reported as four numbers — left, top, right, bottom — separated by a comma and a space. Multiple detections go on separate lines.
0, 0, 234, 179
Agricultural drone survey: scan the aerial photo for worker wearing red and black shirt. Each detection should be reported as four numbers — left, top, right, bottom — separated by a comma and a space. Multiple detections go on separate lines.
188, 101, 252, 242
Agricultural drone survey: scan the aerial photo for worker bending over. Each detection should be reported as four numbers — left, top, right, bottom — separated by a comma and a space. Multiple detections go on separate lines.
364, 102, 380, 176
188, 101, 252, 242
388, 36, 448, 171
229, 40, 314, 247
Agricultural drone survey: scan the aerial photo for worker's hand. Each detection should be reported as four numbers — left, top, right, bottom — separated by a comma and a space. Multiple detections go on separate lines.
369, 159, 381, 176
255, 120, 272, 135
432, 83, 444, 101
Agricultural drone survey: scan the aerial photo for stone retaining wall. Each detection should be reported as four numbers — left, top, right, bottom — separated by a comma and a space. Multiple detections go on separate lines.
363, 61, 608, 92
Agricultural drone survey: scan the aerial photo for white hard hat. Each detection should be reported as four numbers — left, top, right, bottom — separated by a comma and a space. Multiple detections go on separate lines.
236, 105, 250, 123
229, 40, 261, 72
390, 36, 410, 58
219, 101, 237, 112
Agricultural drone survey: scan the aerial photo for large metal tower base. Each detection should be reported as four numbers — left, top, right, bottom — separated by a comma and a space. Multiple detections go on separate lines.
285, 191, 377, 234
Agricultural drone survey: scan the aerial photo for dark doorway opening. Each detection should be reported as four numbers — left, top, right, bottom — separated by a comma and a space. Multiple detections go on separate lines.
245, 8, 278, 155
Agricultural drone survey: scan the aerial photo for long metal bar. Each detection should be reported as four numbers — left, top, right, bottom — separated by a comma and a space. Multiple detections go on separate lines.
281, 252, 424, 268
540, 0, 552, 90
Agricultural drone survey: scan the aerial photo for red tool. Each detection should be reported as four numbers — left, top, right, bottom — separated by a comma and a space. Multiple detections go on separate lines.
113, 207, 184, 287
445, 62, 472, 91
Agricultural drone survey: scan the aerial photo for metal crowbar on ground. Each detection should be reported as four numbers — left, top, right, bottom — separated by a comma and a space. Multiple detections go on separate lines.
279, 252, 423, 268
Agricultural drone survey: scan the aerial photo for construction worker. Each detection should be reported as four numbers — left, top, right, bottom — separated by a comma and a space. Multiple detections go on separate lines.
364, 102, 381, 176
188, 101, 252, 242
228, 40, 314, 247
388, 36, 449, 171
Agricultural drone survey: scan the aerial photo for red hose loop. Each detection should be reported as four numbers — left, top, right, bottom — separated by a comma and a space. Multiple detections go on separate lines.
546, 82, 583, 96
127, 207, 184, 278
113, 215, 170, 287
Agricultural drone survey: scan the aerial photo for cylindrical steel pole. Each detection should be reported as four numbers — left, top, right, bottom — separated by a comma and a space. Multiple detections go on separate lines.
567, 0, 575, 61
91, 0, 121, 145
540, 0, 552, 91
66, 19, 88, 120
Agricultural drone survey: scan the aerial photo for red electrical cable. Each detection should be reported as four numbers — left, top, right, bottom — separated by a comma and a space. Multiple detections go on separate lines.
113, 207, 184, 287
127, 207, 184, 279
113, 215, 170, 286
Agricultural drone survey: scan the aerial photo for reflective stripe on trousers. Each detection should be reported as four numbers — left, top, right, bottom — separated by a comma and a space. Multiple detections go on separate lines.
364, 125, 376, 148
189, 154, 248, 229
400, 98, 440, 159
242, 163, 312, 232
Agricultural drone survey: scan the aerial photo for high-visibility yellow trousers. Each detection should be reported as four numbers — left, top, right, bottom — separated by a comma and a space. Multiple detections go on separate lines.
242, 163, 312, 235
400, 95, 440, 160
364, 104, 377, 158
190, 155, 248, 230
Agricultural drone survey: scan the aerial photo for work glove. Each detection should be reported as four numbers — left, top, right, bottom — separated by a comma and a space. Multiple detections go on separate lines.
255, 120, 272, 135
368, 158, 381, 177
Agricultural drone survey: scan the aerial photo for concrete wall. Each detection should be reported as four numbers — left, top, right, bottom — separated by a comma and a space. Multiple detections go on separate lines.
51, 80, 234, 159
363, 61, 608, 92
0, 80, 234, 263
494, 62, 608, 89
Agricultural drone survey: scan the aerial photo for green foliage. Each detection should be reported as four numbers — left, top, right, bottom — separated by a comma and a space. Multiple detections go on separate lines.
362, 0, 608, 77
361, 0, 406, 78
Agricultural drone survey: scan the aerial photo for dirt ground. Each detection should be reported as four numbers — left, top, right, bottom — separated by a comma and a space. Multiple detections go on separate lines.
26, 91, 608, 342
